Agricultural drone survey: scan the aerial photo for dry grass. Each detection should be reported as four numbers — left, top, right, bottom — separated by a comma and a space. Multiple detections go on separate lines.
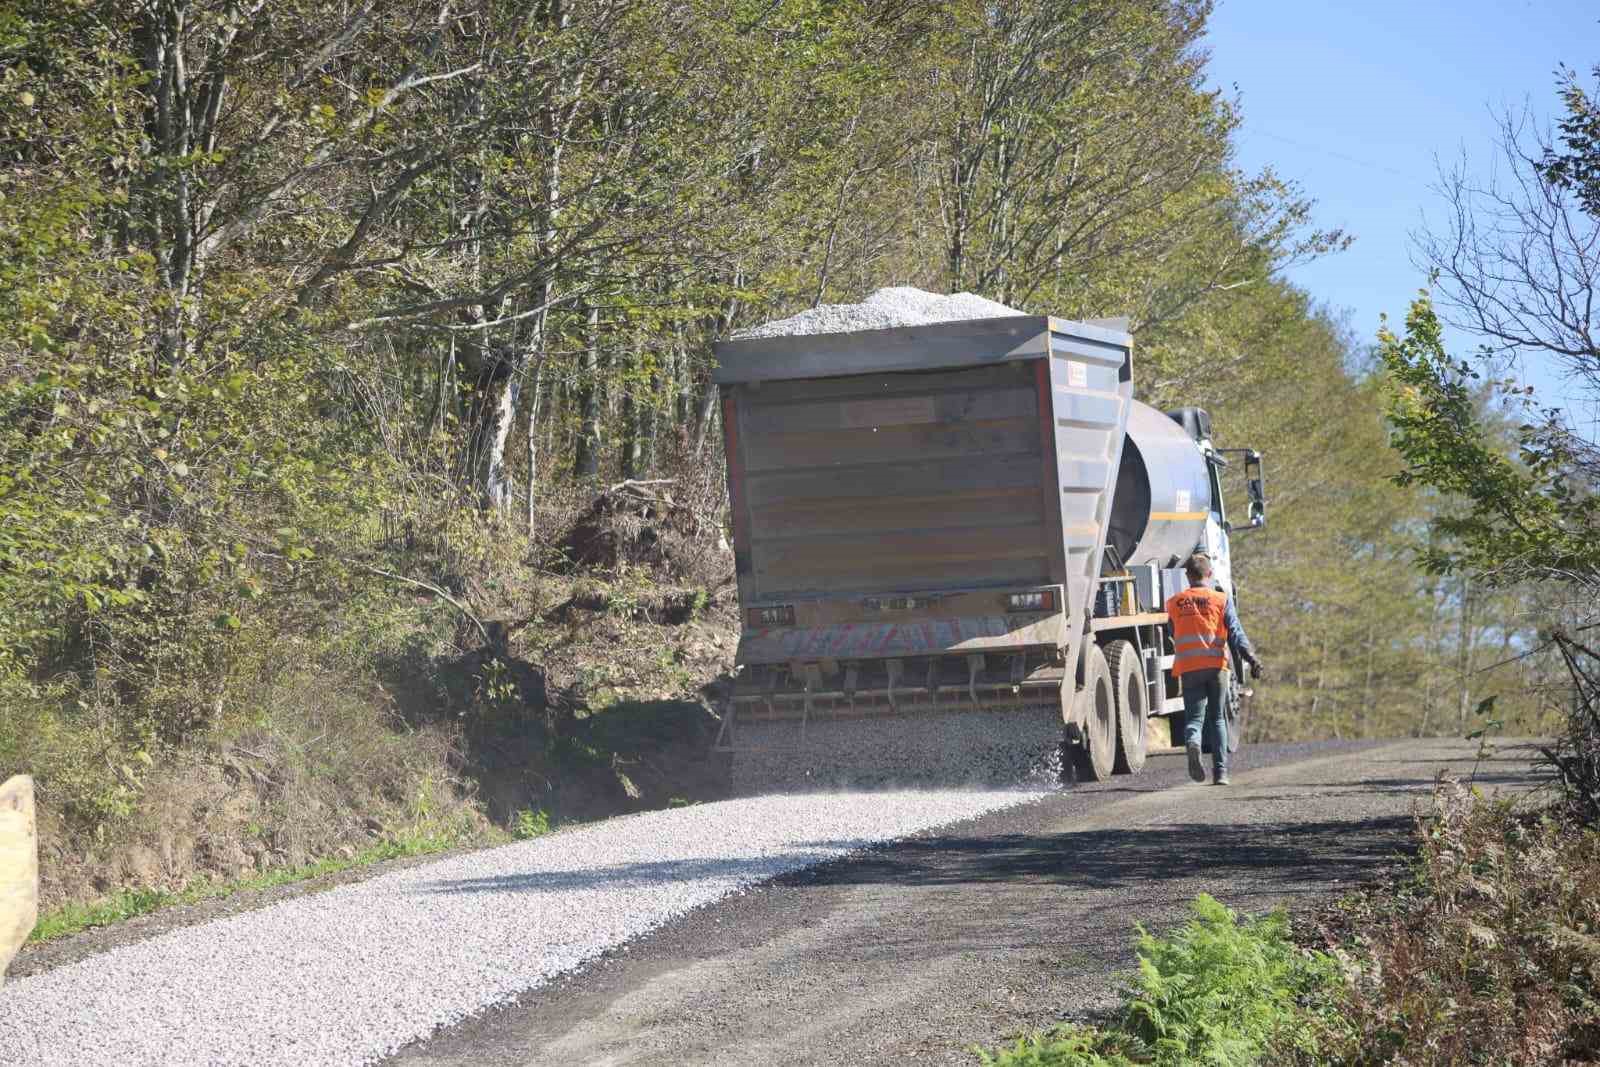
1299, 777, 1600, 1066
33, 658, 487, 913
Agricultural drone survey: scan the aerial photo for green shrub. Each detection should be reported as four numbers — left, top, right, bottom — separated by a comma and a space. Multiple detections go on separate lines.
978, 894, 1342, 1067
511, 808, 550, 840
979, 1029, 1142, 1067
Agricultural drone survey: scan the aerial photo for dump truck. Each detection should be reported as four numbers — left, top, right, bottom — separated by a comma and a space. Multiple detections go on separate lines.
712, 312, 1266, 788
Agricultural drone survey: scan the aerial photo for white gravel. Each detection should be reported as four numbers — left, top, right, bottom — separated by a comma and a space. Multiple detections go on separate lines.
730, 707, 1065, 795
732, 286, 1026, 339
0, 790, 1047, 1066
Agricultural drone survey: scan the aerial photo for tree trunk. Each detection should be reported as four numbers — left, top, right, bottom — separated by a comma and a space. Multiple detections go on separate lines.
477, 354, 520, 512
1360, 620, 1376, 735
692, 280, 740, 457
574, 305, 602, 480
1310, 627, 1333, 737
620, 370, 641, 481
525, 352, 545, 536
640, 355, 659, 476
1456, 574, 1474, 733
691, 379, 719, 458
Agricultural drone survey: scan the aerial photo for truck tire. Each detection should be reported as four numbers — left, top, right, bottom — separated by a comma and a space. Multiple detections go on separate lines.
1105, 640, 1148, 774
1067, 644, 1116, 781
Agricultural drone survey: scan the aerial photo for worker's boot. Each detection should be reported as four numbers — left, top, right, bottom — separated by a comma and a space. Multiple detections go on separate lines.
1185, 743, 1205, 783
1213, 773, 1231, 786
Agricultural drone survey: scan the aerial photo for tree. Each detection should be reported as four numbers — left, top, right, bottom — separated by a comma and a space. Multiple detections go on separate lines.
1402, 59, 1600, 590
1416, 65, 1600, 404
1386, 57, 1600, 809
1378, 296, 1600, 589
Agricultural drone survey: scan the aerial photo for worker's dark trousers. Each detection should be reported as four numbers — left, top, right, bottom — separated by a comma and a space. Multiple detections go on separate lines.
1180, 668, 1226, 779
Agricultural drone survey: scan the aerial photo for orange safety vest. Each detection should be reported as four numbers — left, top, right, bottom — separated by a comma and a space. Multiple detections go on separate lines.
1164, 586, 1229, 677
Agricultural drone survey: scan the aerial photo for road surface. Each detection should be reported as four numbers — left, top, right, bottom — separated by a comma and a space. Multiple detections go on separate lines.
390, 738, 1542, 1066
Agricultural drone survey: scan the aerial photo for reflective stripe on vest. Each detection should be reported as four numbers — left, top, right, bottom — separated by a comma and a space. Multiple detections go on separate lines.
1164, 587, 1229, 676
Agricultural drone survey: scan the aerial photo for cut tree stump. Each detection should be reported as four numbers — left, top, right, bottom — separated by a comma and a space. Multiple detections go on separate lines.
0, 774, 38, 986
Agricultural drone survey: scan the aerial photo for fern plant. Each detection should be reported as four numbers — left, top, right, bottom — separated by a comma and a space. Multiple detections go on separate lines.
976, 894, 1344, 1067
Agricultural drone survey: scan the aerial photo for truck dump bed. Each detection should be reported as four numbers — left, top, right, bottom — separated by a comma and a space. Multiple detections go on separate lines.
714, 315, 1134, 787
732, 361, 1051, 598
717, 316, 1133, 672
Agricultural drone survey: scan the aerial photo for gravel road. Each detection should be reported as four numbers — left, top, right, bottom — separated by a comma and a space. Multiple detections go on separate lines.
0, 739, 1542, 1066
388, 738, 1543, 1067
0, 789, 1048, 1066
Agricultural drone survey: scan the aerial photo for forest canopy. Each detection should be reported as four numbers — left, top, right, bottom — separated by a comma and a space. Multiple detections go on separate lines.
0, 1, 1562, 845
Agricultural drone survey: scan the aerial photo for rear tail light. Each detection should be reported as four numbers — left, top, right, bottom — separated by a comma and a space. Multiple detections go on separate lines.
748, 604, 796, 628
1005, 590, 1056, 612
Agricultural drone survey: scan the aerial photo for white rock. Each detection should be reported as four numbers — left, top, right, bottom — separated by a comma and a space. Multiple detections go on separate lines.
0, 788, 1047, 1066
732, 286, 1027, 340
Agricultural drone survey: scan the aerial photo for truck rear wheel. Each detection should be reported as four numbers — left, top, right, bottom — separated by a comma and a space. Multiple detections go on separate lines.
1105, 640, 1148, 775
1067, 644, 1116, 781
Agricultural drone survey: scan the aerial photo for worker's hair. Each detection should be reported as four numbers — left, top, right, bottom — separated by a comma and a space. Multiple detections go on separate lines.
1183, 552, 1213, 583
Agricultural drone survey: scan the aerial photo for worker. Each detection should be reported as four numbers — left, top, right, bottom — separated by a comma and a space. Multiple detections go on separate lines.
1164, 552, 1264, 785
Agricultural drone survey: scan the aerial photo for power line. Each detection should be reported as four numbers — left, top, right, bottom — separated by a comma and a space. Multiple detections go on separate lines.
1242, 127, 1427, 184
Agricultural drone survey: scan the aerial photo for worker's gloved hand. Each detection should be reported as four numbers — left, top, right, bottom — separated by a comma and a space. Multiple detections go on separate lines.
1247, 656, 1265, 680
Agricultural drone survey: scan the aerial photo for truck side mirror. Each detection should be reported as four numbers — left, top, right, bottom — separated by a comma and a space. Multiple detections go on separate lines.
1216, 448, 1266, 533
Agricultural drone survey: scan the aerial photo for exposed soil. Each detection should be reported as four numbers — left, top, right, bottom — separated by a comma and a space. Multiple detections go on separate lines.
556, 479, 728, 580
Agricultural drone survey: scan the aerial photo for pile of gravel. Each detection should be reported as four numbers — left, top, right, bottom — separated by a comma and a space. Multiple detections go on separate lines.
0, 789, 1046, 1066
729, 707, 1065, 795
731, 286, 1027, 340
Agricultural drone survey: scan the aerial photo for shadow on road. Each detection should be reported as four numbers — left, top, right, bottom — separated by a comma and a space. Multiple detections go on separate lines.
417, 816, 1416, 899
791, 817, 1414, 892
416, 749, 1549, 900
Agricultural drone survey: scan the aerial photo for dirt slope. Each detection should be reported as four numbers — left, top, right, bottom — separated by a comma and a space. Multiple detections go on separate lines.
389, 738, 1544, 1067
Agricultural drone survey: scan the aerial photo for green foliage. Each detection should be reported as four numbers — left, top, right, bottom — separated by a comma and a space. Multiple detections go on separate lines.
977, 894, 1343, 1067
1378, 296, 1600, 587
1124, 896, 1341, 1065
511, 808, 551, 840
1539, 63, 1600, 218
978, 1028, 1142, 1067
30, 886, 174, 943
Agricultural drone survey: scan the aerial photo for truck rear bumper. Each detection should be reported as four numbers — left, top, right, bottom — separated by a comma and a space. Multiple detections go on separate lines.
721, 645, 1067, 751
734, 612, 1065, 664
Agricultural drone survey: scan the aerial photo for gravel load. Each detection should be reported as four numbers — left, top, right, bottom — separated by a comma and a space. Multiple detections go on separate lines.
729, 707, 1065, 795
731, 286, 1027, 340
0, 789, 1046, 1066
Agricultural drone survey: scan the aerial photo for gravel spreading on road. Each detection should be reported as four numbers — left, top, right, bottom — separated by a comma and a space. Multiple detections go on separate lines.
730, 707, 1065, 795
0, 789, 1047, 1066
727, 286, 1049, 796
731, 286, 1026, 339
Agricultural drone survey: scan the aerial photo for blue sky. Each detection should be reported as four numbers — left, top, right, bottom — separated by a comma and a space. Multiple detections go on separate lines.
1204, 0, 1600, 431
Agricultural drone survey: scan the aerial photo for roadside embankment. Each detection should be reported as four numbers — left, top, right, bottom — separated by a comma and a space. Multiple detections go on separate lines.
978, 754, 1590, 1067
14, 480, 740, 941
1291, 774, 1600, 1065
